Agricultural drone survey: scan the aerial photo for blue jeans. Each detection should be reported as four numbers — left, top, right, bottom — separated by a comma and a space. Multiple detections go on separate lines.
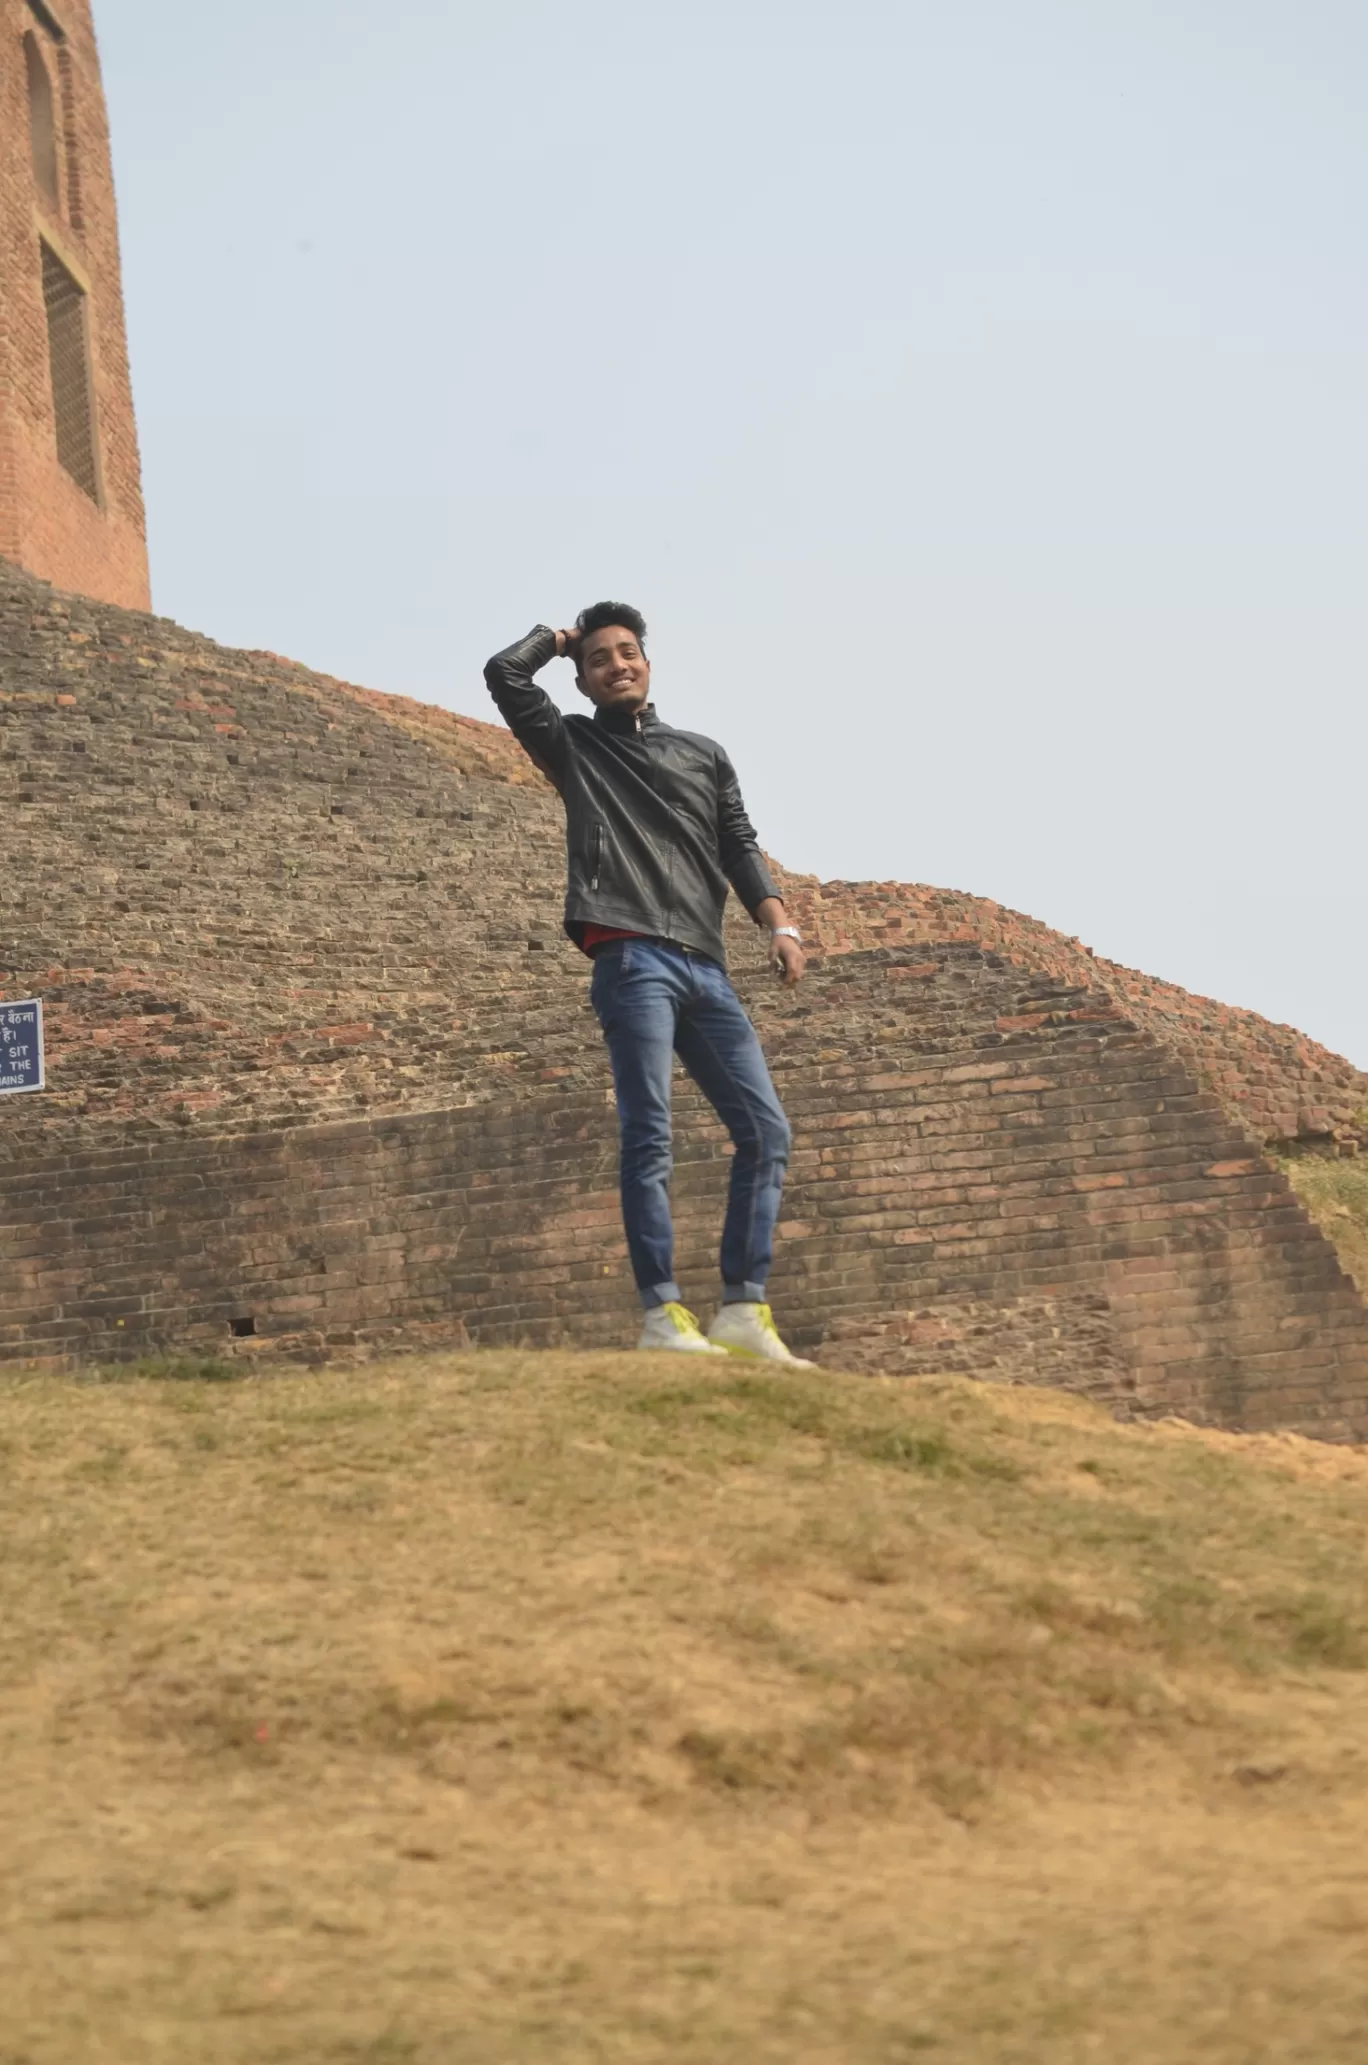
589, 939, 792, 1310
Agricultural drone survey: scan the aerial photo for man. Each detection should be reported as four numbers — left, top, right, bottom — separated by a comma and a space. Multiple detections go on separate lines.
485, 603, 811, 1362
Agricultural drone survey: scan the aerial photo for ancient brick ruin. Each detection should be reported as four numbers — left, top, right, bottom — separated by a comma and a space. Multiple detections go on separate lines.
0, 1, 149, 610
3, 557, 1367, 1438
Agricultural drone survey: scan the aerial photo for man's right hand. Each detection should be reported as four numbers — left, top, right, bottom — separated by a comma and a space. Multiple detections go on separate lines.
554, 628, 582, 663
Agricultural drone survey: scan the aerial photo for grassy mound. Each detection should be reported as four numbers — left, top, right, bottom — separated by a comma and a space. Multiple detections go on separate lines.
5, 1352, 1368, 2063
1281, 1152, 1368, 1293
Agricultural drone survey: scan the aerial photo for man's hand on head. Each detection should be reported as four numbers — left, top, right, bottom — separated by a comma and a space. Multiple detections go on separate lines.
555, 628, 582, 664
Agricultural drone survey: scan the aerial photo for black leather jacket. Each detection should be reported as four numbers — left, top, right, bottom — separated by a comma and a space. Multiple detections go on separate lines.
484, 625, 778, 966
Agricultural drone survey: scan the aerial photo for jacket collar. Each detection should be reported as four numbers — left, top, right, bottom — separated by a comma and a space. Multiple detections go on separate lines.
592, 699, 659, 736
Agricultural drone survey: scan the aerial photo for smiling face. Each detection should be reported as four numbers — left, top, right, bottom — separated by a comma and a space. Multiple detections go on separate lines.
577, 624, 651, 714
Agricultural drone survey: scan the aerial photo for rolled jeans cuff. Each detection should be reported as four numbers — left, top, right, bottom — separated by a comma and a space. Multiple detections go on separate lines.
722, 1282, 767, 1305
640, 1281, 683, 1311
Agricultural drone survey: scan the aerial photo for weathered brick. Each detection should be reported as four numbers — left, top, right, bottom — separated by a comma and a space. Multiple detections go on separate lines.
0, 5, 148, 607
1, 563, 1366, 1434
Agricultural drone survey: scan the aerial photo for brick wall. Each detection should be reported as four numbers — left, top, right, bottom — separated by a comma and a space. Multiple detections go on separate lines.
0, 0, 149, 608
3, 559, 1364, 1169
770, 869, 1368, 1157
3, 946, 1365, 1441
3, 557, 1368, 1436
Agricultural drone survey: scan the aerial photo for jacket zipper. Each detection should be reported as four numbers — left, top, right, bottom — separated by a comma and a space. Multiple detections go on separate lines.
593, 717, 638, 889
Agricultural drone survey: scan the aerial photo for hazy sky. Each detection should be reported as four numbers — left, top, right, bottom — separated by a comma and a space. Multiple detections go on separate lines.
96, 1, 1366, 1064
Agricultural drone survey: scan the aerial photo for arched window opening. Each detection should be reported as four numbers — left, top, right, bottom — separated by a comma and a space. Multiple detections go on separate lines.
41, 241, 100, 501
25, 33, 61, 211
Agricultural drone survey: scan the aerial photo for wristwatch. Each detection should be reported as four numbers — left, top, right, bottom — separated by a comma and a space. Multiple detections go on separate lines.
770, 926, 803, 944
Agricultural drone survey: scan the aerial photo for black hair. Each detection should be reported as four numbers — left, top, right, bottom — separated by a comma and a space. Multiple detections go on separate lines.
575, 601, 647, 653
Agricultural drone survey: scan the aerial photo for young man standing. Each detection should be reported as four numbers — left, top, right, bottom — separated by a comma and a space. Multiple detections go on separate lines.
485, 603, 811, 1362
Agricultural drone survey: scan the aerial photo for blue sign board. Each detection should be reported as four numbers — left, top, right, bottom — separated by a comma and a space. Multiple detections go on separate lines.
0, 1000, 44, 1096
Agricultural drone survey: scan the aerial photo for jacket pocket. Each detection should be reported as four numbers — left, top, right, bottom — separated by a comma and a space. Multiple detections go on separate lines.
591, 820, 605, 892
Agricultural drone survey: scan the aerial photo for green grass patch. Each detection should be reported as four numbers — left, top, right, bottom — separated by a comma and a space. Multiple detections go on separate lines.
1278, 1152, 1368, 1292
82, 1351, 244, 1385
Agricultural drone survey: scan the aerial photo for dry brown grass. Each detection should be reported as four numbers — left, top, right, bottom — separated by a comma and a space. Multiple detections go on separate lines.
4, 1350, 1368, 2063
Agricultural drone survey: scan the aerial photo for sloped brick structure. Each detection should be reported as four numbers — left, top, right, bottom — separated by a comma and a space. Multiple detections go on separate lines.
2, 558, 1367, 1438
0, 0, 149, 609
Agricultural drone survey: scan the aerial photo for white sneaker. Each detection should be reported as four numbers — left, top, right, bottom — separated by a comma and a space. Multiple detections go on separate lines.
707, 1302, 815, 1367
637, 1302, 727, 1354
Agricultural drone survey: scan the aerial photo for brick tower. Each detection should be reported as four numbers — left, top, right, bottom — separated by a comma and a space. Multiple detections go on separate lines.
0, 0, 148, 610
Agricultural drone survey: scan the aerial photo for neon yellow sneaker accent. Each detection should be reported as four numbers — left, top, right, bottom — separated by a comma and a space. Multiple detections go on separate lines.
706, 1302, 815, 1367
637, 1302, 727, 1354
